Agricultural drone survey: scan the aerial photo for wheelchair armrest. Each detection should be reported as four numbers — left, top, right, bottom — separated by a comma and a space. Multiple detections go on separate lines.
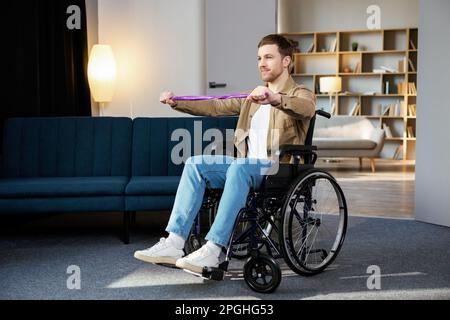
277, 144, 317, 158
276, 144, 318, 165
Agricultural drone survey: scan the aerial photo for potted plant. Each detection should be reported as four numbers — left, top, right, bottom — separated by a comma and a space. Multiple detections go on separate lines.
352, 42, 359, 51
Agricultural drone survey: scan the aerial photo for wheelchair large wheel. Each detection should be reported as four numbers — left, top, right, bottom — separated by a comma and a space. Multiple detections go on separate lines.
244, 254, 281, 293
279, 169, 347, 276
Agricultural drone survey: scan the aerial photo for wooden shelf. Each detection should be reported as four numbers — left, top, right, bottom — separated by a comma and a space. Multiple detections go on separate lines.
295, 52, 337, 56
339, 73, 383, 76
285, 27, 418, 161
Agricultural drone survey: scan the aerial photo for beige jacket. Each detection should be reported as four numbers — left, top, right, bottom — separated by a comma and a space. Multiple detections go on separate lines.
171, 76, 316, 160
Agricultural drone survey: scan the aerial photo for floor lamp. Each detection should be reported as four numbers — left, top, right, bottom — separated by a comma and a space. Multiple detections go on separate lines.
319, 77, 342, 115
87, 44, 117, 116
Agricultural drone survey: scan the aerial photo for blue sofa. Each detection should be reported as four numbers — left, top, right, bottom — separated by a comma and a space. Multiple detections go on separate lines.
0, 116, 238, 243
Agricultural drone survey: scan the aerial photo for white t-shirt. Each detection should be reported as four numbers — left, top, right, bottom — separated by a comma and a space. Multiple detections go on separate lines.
247, 104, 271, 159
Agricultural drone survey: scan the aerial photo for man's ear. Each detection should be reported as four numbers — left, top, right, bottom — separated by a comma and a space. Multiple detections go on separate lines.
283, 56, 292, 69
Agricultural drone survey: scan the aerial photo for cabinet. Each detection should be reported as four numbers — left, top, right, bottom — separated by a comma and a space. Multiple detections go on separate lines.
282, 28, 418, 161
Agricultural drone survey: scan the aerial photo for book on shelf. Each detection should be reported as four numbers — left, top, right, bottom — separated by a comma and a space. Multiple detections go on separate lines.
408, 82, 417, 95
410, 39, 417, 50
306, 42, 315, 53
349, 102, 361, 116
408, 104, 417, 117
382, 104, 391, 116
400, 101, 407, 116
329, 38, 337, 52
373, 69, 386, 74
391, 100, 406, 116
393, 144, 403, 160
408, 58, 416, 72
376, 104, 382, 116
398, 59, 405, 73
381, 103, 398, 117
380, 66, 397, 73
397, 82, 406, 94
407, 126, 415, 138
354, 62, 361, 73
383, 123, 393, 138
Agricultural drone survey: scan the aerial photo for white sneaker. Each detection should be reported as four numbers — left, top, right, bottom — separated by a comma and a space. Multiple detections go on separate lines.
134, 238, 184, 266
175, 244, 220, 274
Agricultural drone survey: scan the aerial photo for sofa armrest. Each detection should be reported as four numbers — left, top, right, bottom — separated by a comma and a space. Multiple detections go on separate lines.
369, 128, 386, 156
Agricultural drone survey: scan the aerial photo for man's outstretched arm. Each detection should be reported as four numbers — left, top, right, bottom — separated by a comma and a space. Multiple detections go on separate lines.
160, 91, 242, 117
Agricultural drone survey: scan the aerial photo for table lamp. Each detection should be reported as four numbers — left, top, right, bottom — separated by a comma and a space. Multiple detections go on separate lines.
320, 77, 342, 115
88, 45, 117, 116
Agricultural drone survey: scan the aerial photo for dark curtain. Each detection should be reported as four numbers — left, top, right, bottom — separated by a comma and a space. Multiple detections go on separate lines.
2, 0, 91, 140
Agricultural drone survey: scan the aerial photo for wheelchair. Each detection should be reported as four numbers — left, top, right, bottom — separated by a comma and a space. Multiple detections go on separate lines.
184, 110, 348, 293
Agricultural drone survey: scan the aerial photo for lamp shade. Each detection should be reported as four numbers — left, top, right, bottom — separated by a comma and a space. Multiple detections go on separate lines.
88, 45, 116, 102
320, 77, 342, 93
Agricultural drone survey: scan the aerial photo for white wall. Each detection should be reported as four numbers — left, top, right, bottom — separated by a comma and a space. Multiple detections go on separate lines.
278, 0, 418, 32
98, 0, 206, 118
95, 0, 419, 118
415, 0, 450, 227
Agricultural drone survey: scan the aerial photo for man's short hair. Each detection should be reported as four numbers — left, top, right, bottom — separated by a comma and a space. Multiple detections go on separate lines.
258, 34, 295, 59
258, 34, 295, 73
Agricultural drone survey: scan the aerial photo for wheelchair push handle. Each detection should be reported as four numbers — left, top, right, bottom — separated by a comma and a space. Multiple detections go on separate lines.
316, 110, 331, 119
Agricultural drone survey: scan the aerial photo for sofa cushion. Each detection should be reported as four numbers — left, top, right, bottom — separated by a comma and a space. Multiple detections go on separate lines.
314, 138, 377, 150
314, 116, 375, 140
125, 176, 181, 195
0, 176, 129, 198
131, 117, 238, 177
2, 117, 132, 178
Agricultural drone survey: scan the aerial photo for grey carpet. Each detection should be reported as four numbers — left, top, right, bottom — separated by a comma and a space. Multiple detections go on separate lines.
0, 212, 449, 300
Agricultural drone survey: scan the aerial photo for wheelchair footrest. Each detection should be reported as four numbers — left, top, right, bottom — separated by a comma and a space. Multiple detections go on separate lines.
183, 261, 229, 281
182, 267, 224, 281
203, 267, 225, 281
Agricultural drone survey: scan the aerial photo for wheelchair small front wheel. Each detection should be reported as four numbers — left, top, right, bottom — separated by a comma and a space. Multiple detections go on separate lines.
243, 254, 281, 293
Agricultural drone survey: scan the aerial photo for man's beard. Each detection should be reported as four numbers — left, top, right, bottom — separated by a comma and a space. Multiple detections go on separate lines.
261, 68, 283, 82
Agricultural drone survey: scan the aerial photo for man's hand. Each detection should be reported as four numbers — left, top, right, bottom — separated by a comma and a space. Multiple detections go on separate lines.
247, 86, 281, 106
159, 91, 177, 107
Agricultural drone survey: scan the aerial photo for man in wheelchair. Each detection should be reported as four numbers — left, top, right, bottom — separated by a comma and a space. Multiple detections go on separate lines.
134, 35, 346, 292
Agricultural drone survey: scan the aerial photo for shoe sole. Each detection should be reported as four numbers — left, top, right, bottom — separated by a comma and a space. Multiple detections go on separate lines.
175, 259, 205, 274
134, 251, 179, 266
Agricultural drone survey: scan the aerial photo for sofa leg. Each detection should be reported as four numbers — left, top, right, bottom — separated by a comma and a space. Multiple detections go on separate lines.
123, 211, 131, 244
359, 157, 363, 169
131, 211, 137, 227
370, 158, 376, 173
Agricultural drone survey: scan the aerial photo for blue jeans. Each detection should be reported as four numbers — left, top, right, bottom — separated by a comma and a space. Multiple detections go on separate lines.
166, 155, 273, 247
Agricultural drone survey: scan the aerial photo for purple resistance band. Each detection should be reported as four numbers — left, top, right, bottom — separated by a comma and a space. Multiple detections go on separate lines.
172, 93, 249, 101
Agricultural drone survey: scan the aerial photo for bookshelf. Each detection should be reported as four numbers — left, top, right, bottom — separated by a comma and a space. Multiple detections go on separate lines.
282, 28, 418, 161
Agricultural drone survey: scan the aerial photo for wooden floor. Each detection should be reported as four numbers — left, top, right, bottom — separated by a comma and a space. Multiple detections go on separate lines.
316, 159, 415, 219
